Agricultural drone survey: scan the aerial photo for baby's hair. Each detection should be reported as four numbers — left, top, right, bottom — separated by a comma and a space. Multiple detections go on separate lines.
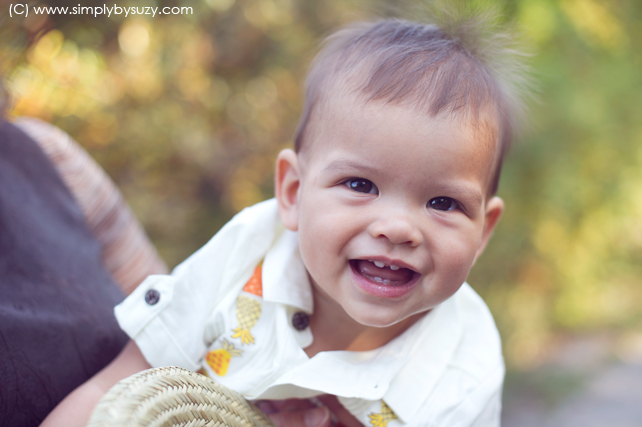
294, 7, 532, 195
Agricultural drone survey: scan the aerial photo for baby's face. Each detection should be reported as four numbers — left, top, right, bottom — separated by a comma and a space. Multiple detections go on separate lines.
276, 97, 503, 328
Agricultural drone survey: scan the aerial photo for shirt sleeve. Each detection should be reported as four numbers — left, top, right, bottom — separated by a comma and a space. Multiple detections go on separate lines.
13, 117, 168, 295
114, 199, 281, 371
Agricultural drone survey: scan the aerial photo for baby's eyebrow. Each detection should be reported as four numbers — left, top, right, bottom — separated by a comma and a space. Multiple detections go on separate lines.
438, 183, 483, 206
321, 159, 381, 178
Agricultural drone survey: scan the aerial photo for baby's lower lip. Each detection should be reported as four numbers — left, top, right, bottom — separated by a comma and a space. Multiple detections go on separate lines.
349, 260, 420, 299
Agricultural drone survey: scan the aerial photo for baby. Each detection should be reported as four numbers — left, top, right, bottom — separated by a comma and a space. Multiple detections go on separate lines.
44, 12, 528, 427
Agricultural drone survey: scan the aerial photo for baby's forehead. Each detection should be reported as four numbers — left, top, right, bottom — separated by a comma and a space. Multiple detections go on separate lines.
313, 93, 499, 152
300, 95, 501, 194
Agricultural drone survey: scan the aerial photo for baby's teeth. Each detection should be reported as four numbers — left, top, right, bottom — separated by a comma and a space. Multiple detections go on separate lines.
390, 265, 400, 270
373, 276, 384, 283
374, 261, 385, 268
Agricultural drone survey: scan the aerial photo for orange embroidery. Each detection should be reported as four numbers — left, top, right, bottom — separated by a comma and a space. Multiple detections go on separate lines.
242, 264, 263, 297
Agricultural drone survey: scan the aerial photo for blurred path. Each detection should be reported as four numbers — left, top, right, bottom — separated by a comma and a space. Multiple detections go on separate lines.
545, 362, 642, 427
502, 334, 642, 427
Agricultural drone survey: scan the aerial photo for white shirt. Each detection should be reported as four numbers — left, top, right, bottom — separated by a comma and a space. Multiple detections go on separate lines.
115, 199, 504, 426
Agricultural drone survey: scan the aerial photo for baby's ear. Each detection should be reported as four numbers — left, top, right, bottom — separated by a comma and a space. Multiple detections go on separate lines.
473, 196, 504, 264
275, 149, 301, 231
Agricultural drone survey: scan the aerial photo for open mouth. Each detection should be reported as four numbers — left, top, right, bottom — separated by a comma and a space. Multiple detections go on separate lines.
349, 259, 420, 298
351, 259, 416, 286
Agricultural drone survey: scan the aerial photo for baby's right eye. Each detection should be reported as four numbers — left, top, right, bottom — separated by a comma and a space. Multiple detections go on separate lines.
346, 178, 378, 194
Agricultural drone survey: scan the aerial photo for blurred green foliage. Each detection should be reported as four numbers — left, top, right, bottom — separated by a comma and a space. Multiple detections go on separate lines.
1, 0, 641, 369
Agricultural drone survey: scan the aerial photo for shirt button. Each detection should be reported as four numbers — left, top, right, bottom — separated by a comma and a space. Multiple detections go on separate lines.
145, 289, 160, 305
292, 311, 310, 331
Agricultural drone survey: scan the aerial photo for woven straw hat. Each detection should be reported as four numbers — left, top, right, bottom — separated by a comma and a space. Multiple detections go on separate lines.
87, 366, 276, 427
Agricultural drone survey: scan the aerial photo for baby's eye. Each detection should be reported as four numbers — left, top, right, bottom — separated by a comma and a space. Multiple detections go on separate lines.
429, 197, 458, 211
346, 178, 378, 194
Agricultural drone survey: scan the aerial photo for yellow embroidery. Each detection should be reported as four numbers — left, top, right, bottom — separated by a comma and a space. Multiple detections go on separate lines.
232, 295, 262, 344
231, 265, 264, 345
206, 339, 242, 376
368, 401, 397, 427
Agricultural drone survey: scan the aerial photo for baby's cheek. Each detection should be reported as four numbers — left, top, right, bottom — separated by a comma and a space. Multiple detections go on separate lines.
297, 230, 332, 283
300, 215, 345, 260
443, 239, 478, 280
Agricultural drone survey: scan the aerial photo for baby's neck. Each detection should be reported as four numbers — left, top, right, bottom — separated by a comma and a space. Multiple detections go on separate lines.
303, 286, 426, 357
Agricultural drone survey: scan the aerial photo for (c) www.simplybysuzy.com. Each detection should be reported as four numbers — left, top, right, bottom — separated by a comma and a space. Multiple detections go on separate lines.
8, 3, 194, 18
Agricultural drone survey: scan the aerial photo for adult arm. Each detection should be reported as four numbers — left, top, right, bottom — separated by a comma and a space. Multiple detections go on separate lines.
40, 341, 151, 427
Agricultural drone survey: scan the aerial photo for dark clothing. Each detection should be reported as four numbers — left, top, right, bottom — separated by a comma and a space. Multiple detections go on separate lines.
0, 121, 128, 426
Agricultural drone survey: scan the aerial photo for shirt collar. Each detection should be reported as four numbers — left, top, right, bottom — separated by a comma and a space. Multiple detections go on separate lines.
261, 211, 314, 314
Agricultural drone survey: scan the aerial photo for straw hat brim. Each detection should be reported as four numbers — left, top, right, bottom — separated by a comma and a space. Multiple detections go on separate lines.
87, 366, 276, 427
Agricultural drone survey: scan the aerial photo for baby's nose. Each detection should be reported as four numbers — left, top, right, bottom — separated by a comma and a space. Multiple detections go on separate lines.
367, 214, 423, 247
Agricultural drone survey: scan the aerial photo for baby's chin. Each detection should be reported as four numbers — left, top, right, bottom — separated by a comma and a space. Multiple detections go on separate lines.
343, 302, 429, 330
